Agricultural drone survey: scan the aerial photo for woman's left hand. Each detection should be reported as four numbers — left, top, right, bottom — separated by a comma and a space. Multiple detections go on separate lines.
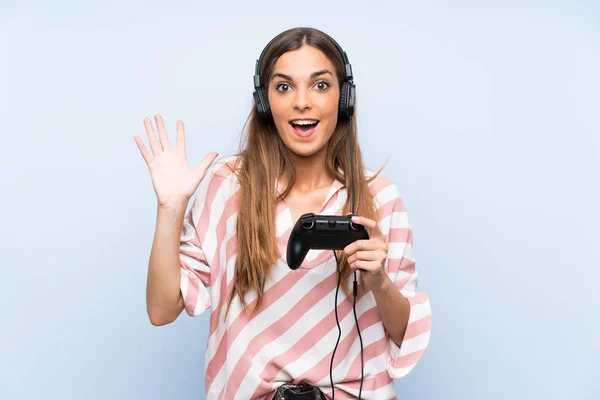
344, 215, 389, 292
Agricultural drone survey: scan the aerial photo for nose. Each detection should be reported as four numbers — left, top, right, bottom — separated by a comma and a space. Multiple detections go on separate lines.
293, 87, 312, 111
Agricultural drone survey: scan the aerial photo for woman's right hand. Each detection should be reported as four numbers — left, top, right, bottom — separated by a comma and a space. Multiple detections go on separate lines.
134, 114, 218, 207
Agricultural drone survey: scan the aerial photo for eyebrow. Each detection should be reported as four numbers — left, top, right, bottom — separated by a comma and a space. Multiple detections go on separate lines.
271, 69, 333, 82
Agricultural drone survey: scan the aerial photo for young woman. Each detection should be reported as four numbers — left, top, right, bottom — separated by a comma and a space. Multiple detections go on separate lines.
135, 27, 431, 400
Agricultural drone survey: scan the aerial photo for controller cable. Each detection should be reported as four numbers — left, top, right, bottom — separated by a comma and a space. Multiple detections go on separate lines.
329, 134, 364, 400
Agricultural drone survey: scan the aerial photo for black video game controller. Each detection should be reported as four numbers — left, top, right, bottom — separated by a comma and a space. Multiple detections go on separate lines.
286, 213, 370, 270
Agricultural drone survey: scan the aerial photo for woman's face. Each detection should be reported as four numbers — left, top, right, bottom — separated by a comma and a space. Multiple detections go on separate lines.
267, 45, 340, 158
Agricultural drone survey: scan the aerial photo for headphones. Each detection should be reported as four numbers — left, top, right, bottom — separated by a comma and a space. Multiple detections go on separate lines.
252, 29, 356, 122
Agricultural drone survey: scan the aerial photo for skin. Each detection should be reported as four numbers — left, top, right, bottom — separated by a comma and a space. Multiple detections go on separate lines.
268, 45, 411, 347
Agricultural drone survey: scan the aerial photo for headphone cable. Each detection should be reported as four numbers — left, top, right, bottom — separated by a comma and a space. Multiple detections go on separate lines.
330, 252, 342, 400
330, 255, 364, 400
353, 271, 364, 399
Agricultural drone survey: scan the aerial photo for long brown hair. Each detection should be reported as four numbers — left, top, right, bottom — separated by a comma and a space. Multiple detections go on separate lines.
225, 27, 384, 316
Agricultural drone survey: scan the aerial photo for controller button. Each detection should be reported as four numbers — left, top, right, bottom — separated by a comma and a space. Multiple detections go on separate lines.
301, 220, 314, 229
328, 220, 336, 228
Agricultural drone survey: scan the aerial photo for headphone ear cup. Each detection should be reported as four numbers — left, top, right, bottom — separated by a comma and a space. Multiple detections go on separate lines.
339, 82, 356, 119
253, 87, 272, 121
339, 82, 349, 120
260, 88, 272, 118
339, 82, 355, 120
346, 83, 355, 119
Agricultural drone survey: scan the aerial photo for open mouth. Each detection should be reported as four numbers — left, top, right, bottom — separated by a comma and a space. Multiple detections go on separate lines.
289, 119, 320, 136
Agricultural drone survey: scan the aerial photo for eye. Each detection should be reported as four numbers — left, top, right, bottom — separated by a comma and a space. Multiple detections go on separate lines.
276, 83, 292, 92
315, 81, 330, 91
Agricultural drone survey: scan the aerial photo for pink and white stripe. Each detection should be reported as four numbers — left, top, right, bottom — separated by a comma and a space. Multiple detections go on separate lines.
179, 156, 432, 399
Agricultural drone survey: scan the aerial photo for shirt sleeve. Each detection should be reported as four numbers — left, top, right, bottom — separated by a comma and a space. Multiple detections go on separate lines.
179, 162, 220, 317
378, 184, 432, 379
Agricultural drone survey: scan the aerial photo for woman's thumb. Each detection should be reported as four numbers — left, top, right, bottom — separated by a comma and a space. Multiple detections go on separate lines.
195, 152, 219, 177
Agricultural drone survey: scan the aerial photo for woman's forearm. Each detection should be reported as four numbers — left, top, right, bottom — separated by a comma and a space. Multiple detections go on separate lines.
146, 202, 187, 325
372, 276, 411, 347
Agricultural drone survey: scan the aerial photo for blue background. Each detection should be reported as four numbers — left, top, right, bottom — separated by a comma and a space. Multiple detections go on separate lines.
1, 1, 598, 399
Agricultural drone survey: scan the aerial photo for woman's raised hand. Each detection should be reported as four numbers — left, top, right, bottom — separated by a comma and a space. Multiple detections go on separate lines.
134, 114, 218, 207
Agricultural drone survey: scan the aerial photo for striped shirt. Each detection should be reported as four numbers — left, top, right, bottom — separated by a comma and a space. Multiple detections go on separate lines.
179, 156, 432, 400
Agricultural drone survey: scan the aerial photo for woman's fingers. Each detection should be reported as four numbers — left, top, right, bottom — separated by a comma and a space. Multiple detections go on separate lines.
154, 114, 171, 152
142, 115, 179, 157
350, 260, 380, 272
175, 120, 186, 155
347, 250, 383, 265
351, 216, 384, 239
143, 117, 162, 156
344, 238, 381, 257
134, 135, 153, 166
